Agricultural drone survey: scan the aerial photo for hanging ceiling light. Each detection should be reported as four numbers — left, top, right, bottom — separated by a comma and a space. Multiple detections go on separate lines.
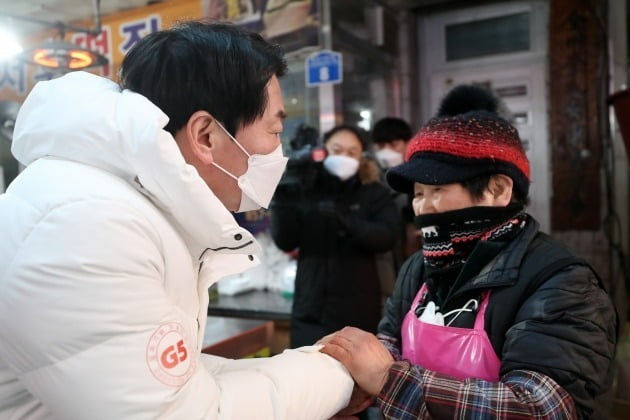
20, 40, 108, 70
0, 0, 107, 72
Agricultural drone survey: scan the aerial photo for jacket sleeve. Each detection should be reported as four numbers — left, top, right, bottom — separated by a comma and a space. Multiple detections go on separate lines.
205, 346, 353, 419
501, 264, 618, 417
0, 200, 352, 419
375, 364, 577, 419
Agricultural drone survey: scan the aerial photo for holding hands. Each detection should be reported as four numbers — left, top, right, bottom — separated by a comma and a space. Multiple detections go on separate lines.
318, 327, 394, 395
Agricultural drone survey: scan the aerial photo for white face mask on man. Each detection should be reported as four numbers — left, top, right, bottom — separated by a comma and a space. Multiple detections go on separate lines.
375, 147, 404, 168
323, 155, 359, 181
212, 121, 288, 213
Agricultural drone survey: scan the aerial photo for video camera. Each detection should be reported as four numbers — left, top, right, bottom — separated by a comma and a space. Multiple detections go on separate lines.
287, 123, 327, 166
278, 124, 327, 192
287, 145, 327, 168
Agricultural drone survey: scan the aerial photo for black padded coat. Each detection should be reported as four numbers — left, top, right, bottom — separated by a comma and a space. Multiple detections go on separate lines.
378, 217, 617, 418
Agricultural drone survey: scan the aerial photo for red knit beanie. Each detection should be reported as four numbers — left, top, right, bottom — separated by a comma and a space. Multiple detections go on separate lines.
386, 110, 530, 199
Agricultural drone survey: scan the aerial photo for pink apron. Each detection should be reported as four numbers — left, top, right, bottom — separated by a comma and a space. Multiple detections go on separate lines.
401, 283, 501, 382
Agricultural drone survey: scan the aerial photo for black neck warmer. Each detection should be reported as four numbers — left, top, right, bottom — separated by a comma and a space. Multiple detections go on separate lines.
414, 204, 527, 272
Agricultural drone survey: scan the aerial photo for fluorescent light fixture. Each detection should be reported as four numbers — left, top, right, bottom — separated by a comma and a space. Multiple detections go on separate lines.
0, 28, 22, 60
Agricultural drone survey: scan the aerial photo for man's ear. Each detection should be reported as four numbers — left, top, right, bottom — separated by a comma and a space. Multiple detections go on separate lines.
180, 111, 220, 165
488, 174, 514, 206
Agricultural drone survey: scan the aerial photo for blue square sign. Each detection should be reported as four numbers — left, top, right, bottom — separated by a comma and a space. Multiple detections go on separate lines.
306, 50, 343, 87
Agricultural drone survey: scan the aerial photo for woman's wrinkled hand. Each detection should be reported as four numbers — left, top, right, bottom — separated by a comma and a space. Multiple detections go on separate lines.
319, 327, 394, 395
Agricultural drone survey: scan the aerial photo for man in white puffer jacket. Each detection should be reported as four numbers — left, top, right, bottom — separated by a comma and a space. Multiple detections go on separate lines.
0, 21, 353, 419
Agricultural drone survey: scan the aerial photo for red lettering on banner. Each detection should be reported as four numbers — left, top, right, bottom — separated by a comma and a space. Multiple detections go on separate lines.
71, 27, 112, 77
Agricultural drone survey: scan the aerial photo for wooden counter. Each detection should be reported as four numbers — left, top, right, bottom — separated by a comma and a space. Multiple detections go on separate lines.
202, 316, 273, 359
207, 290, 293, 355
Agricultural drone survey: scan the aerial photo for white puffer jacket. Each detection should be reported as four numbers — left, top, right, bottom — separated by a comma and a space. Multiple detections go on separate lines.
0, 72, 352, 419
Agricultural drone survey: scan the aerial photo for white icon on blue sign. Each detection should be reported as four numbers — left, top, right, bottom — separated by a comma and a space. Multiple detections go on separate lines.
305, 50, 342, 87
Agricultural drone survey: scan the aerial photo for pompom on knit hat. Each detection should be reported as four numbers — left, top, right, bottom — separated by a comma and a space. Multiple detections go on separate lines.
386, 86, 530, 199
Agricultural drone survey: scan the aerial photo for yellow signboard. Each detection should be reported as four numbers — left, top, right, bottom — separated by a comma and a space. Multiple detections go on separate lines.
0, 0, 318, 103
0, 0, 201, 101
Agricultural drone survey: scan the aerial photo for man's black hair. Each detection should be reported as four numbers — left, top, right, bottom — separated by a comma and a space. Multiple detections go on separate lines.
372, 117, 413, 143
119, 21, 287, 136
323, 124, 368, 150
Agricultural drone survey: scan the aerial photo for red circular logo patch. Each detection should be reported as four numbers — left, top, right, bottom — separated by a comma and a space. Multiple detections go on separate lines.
146, 322, 196, 387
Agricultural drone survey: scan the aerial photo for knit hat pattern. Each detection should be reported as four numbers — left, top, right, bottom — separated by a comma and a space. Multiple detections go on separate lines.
387, 110, 530, 198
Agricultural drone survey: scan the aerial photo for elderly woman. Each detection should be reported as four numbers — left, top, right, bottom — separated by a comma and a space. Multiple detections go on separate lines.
320, 87, 617, 419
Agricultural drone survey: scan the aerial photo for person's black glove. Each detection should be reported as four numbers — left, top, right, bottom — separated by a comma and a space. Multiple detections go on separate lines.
316, 199, 358, 235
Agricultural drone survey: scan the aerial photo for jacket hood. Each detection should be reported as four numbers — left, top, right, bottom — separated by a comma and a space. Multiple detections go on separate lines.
358, 156, 382, 184
12, 71, 260, 259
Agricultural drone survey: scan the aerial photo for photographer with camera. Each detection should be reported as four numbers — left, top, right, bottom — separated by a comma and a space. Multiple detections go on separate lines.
270, 124, 399, 348
276, 123, 325, 196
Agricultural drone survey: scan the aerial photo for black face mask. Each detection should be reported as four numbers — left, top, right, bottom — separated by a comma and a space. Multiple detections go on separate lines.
414, 203, 526, 270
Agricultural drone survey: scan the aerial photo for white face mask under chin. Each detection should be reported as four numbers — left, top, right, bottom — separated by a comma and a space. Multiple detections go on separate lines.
323, 155, 359, 181
212, 122, 288, 213
375, 147, 404, 168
